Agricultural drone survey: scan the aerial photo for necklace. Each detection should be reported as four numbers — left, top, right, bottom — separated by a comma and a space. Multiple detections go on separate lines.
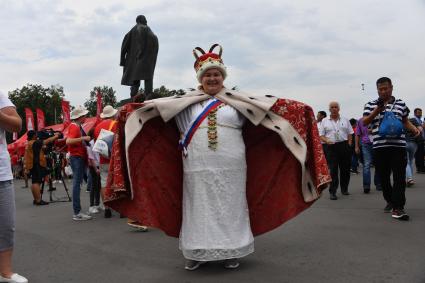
207, 103, 225, 150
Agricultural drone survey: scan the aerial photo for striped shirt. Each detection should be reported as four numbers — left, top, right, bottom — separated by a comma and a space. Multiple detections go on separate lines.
363, 97, 409, 148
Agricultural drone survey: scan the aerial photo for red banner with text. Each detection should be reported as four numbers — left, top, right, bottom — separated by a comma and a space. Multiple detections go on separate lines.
24, 108, 35, 131
61, 100, 71, 128
96, 90, 103, 121
36, 108, 45, 130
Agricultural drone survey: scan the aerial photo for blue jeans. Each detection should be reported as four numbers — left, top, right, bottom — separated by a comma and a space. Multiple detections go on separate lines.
406, 141, 417, 180
86, 167, 92, 192
361, 143, 380, 189
70, 156, 85, 215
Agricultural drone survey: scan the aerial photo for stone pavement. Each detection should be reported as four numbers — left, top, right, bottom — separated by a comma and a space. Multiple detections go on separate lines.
10, 172, 425, 283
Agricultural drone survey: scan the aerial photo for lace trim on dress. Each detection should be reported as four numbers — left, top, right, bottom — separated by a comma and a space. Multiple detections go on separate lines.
181, 242, 254, 261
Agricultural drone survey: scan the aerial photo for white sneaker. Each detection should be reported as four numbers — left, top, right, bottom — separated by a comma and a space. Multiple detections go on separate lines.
58, 180, 63, 183
72, 212, 92, 221
0, 273, 28, 283
88, 206, 99, 214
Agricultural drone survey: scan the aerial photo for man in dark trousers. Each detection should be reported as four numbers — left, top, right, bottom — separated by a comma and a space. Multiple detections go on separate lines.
319, 102, 354, 200
363, 77, 420, 221
120, 15, 159, 102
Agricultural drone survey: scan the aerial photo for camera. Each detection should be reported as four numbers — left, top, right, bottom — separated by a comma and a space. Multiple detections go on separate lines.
377, 98, 385, 108
37, 129, 63, 155
37, 128, 63, 140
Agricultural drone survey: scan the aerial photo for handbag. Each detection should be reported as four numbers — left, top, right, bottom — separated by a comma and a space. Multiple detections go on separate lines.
93, 121, 116, 158
378, 102, 404, 138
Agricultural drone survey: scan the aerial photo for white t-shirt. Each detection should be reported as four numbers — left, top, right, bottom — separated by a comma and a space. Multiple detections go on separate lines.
319, 116, 354, 143
0, 91, 14, 181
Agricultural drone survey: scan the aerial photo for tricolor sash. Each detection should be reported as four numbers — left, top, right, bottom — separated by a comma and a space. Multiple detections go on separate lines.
179, 98, 223, 156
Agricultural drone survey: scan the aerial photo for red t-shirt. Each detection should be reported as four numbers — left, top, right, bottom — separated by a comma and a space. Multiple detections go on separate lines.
67, 123, 87, 158
94, 119, 117, 164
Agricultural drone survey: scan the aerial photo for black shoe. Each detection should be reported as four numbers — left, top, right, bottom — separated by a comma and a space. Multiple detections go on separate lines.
34, 200, 49, 206
391, 209, 409, 221
341, 191, 350, 195
376, 185, 382, 191
330, 194, 338, 200
363, 188, 370, 194
104, 208, 112, 218
384, 204, 392, 213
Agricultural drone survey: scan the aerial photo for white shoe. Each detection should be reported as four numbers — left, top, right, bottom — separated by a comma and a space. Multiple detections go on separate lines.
58, 180, 63, 183
0, 273, 28, 283
89, 206, 99, 214
72, 212, 92, 221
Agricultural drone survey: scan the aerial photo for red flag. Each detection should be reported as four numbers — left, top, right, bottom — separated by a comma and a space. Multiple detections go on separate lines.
12, 132, 18, 141
96, 90, 103, 120
24, 108, 35, 131
61, 100, 71, 128
36, 108, 46, 130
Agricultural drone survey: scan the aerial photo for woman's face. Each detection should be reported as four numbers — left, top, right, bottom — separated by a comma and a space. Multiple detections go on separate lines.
201, 68, 224, 95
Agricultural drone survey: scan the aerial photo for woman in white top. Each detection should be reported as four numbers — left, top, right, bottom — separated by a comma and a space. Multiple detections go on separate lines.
0, 91, 28, 283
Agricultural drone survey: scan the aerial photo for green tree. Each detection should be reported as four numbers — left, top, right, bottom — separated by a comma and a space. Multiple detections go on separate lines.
8, 83, 65, 136
151, 85, 186, 99
84, 86, 117, 116
116, 85, 186, 107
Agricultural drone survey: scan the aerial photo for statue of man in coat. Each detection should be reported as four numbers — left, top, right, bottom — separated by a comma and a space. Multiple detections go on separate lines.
120, 15, 159, 102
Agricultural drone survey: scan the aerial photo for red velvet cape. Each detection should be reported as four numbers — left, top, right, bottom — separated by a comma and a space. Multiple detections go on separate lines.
104, 98, 331, 237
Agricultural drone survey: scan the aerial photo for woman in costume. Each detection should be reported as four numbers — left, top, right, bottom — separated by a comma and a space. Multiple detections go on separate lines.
175, 45, 252, 270
104, 44, 331, 271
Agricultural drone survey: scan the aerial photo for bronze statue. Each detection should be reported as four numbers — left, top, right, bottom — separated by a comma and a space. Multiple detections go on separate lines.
120, 15, 158, 101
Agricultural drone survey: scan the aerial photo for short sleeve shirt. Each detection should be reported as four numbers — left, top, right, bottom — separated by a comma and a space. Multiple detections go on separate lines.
319, 116, 354, 143
355, 118, 373, 144
0, 91, 14, 181
363, 96, 408, 148
67, 123, 87, 158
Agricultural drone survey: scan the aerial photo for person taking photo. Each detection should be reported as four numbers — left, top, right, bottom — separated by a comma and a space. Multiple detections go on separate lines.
24, 130, 60, 205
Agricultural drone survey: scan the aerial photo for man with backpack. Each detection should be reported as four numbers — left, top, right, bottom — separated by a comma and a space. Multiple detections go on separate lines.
363, 77, 420, 221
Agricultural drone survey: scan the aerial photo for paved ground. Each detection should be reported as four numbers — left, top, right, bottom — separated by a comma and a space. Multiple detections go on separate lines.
10, 171, 425, 283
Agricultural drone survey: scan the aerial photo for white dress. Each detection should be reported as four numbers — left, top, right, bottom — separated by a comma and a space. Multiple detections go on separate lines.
175, 98, 254, 261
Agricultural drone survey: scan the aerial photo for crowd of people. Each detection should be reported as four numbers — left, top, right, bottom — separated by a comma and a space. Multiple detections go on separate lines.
1, 43, 424, 282
318, 77, 423, 221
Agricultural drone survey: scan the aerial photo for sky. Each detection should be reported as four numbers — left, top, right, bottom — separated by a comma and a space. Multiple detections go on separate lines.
0, 0, 425, 119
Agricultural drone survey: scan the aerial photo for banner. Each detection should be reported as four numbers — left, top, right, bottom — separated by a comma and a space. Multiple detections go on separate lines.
24, 108, 34, 131
36, 108, 45, 130
61, 100, 71, 128
96, 90, 103, 120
